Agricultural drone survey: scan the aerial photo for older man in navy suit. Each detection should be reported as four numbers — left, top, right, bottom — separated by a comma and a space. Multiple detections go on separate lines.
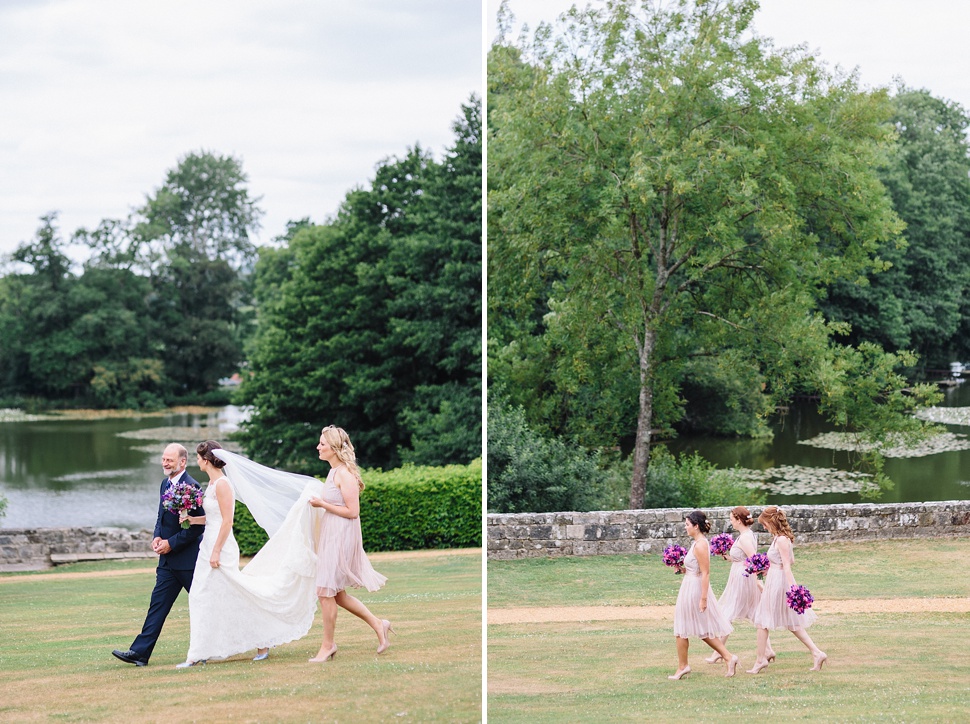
112, 443, 204, 666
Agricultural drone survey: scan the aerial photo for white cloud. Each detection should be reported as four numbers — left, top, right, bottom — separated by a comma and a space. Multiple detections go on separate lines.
0, 0, 482, 257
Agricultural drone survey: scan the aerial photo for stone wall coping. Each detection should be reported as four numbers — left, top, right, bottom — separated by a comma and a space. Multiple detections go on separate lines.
487, 500, 970, 560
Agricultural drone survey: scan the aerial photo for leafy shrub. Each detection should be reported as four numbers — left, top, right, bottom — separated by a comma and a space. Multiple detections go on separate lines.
643, 446, 766, 509
487, 401, 606, 513
232, 459, 481, 555
360, 460, 481, 551
0, 494, 7, 520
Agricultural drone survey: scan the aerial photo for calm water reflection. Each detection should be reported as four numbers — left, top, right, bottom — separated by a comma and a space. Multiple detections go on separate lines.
0, 406, 248, 530
668, 381, 970, 506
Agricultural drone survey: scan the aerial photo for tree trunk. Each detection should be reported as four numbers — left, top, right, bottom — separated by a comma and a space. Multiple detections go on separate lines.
629, 326, 655, 509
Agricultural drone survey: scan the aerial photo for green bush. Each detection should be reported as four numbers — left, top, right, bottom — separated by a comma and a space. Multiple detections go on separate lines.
487, 400, 607, 513
643, 446, 766, 509
0, 494, 7, 520
232, 459, 482, 555
360, 460, 482, 551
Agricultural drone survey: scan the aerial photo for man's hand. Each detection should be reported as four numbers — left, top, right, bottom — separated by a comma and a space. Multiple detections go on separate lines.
154, 539, 172, 555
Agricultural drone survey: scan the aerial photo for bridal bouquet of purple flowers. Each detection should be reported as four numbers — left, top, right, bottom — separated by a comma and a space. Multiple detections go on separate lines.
786, 584, 815, 614
162, 480, 203, 529
709, 532, 734, 557
743, 553, 770, 579
662, 544, 687, 573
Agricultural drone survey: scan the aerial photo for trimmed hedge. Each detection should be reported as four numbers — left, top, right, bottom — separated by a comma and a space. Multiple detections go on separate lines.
232, 459, 482, 555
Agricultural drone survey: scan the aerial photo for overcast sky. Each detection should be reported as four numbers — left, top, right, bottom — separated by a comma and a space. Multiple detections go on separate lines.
0, 0, 482, 260
488, 0, 970, 120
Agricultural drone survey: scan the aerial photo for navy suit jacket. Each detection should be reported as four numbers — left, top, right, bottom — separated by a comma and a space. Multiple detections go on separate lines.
152, 472, 205, 571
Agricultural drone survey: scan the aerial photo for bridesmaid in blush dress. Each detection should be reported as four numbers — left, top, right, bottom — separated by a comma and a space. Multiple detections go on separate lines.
705, 506, 774, 664
747, 506, 827, 674
669, 510, 739, 680
307, 425, 391, 663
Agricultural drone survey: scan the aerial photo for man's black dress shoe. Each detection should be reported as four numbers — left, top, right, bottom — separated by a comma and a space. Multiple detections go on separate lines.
112, 649, 148, 666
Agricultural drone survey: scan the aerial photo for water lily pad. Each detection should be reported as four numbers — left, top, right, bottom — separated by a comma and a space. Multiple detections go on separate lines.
797, 431, 970, 458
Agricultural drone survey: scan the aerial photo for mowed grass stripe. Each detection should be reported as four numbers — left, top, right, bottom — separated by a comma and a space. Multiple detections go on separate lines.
0, 549, 482, 723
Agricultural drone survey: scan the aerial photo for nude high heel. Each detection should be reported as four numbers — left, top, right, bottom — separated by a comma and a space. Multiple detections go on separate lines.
667, 666, 691, 680
725, 655, 739, 677
377, 619, 394, 654
704, 652, 724, 664
811, 651, 827, 671
746, 660, 769, 674
308, 645, 337, 663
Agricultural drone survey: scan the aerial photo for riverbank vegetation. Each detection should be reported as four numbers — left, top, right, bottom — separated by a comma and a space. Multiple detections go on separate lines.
487, 0, 968, 511
0, 97, 481, 473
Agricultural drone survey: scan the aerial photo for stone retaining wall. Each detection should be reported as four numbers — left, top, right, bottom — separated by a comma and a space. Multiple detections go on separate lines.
486, 500, 970, 560
0, 527, 155, 572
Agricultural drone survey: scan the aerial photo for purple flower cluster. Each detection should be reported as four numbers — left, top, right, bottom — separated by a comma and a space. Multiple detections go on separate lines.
709, 532, 734, 557
662, 544, 687, 572
786, 584, 815, 614
743, 553, 770, 579
162, 480, 203, 529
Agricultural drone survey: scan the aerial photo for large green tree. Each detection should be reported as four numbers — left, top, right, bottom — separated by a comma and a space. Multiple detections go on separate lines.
820, 88, 970, 370
135, 151, 262, 394
489, 0, 937, 508
240, 99, 482, 472
0, 214, 162, 405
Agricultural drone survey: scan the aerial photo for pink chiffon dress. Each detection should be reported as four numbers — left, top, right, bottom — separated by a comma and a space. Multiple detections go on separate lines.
673, 542, 734, 639
716, 529, 762, 623
753, 537, 818, 631
314, 467, 387, 598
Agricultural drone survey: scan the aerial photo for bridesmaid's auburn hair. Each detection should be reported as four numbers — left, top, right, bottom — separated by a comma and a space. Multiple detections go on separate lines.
731, 506, 754, 527
758, 506, 794, 541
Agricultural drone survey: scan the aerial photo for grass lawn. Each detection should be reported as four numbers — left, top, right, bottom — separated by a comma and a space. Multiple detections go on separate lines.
0, 549, 482, 723
487, 538, 970, 721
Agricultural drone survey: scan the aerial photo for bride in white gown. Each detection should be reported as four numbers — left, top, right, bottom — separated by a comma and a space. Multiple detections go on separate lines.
176, 440, 323, 667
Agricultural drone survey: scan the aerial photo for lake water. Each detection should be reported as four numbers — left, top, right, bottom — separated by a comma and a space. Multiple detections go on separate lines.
0, 406, 250, 531
2, 385, 969, 531
667, 381, 970, 506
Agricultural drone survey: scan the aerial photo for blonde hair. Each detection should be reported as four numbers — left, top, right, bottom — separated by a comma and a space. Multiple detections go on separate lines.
321, 425, 364, 490
758, 506, 794, 541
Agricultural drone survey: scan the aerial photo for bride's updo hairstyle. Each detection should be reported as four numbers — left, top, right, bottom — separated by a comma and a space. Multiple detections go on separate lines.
321, 425, 364, 490
196, 440, 227, 469
685, 510, 711, 534
731, 506, 754, 527
758, 505, 794, 541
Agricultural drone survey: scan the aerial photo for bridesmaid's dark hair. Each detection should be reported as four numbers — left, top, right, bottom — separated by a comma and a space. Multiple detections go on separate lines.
196, 440, 227, 469
731, 506, 754, 527
685, 510, 711, 534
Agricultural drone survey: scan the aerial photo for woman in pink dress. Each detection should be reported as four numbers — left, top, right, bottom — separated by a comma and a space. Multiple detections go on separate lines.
307, 425, 391, 662
747, 506, 827, 674
669, 510, 739, 680
705, 506, 774, 664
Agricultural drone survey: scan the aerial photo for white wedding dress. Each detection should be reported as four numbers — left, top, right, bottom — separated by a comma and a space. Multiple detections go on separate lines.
184, 472, 323, 662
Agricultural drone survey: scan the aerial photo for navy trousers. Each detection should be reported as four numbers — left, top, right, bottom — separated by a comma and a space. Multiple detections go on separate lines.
129, 566, 195, 662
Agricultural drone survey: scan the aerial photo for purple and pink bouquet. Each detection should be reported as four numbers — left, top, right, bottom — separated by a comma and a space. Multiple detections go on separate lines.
662, 544, 687, 573
162, 480, 204, 529
743, 553, 770, 579
786, 584, 814, 614
709, 532, 734, 557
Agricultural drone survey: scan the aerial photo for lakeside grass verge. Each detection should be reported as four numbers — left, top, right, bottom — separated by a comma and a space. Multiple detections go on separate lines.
0, 549, 482, 722
487, 538, 970, 721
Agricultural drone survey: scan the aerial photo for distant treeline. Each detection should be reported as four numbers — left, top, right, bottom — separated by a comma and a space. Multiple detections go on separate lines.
0, 96, 482, 472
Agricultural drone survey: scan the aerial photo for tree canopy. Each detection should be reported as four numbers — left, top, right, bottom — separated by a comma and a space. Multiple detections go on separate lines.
237, 98, 482, 472
488, 0, 939, 507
